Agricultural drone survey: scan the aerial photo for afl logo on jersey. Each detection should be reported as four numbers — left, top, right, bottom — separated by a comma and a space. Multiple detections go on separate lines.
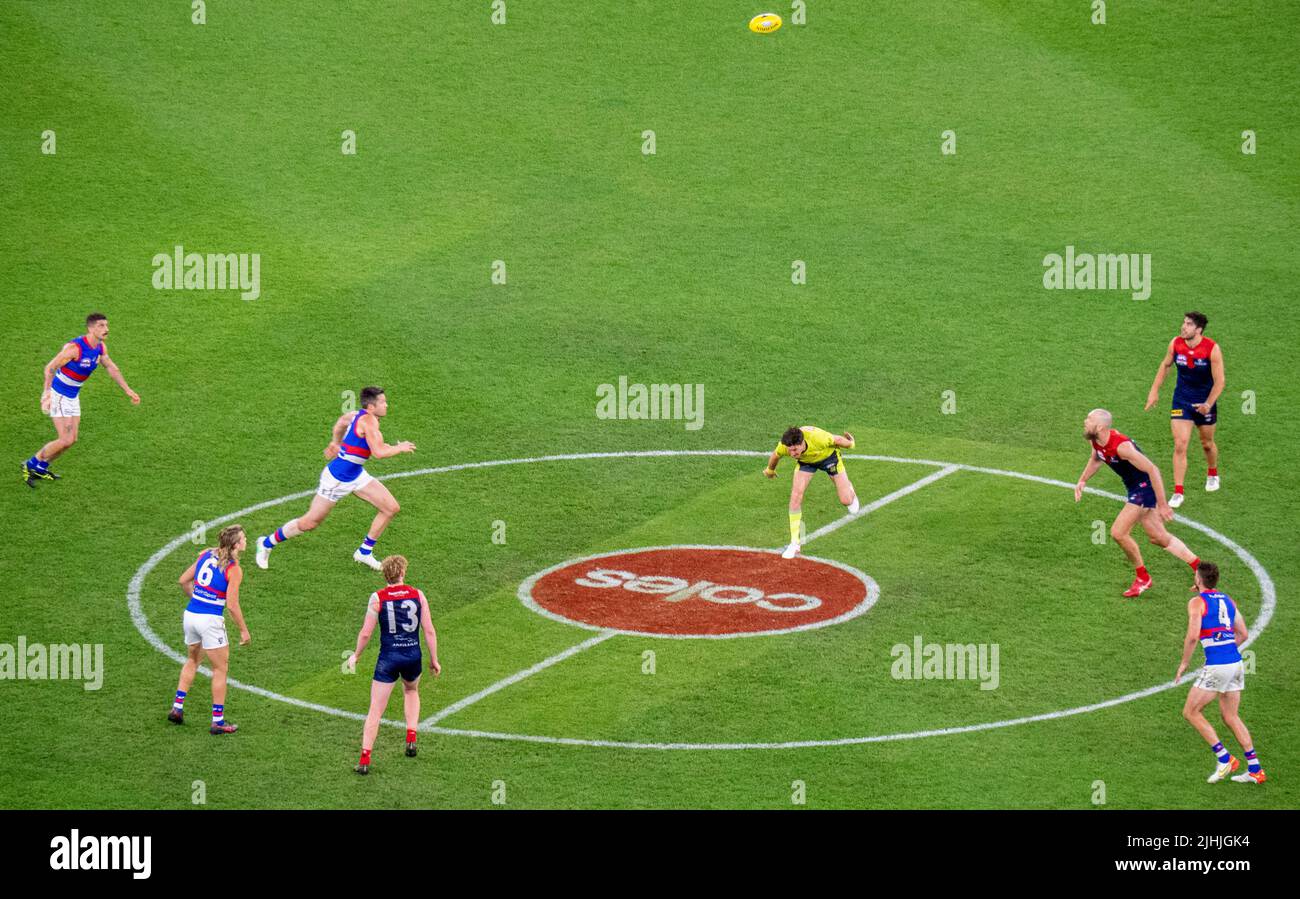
1175, 353, 1188, 366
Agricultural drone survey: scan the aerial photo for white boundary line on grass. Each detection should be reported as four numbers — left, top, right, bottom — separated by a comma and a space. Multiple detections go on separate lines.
422, 630, 618, 726
126, 450, 1276, 750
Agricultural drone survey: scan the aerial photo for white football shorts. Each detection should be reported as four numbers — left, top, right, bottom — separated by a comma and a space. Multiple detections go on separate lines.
183, 611, 229, 650
317, 466, 374, 502
47, 393, 81, 418
1194, 661, 1245, 693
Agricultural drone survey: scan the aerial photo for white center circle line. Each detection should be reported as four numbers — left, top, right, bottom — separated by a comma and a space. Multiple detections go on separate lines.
125, 450, 1276, 750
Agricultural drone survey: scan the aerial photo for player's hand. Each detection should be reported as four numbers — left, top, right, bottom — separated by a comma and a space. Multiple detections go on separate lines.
1073, 480, 1085, 502
430, 658, 441, 676
40, 391, 50, 414
126, 389, 141, 405
323, 441, 340, 460
763, 468, 776, 479
239, 630, 251, 646
398, 441, 416, 454
1194, 402, 1210, 415
1158, 501, 1174, 521
842, 432, 855, 448
1143, 391, 1158, 411
1174, 662, 1187, 684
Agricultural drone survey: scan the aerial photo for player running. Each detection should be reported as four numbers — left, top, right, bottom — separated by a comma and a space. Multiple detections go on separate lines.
168, 525, 251, 735
1075, 409, 1201, 597
1174, 561, 1265, 784
22, 313, 140, 487
764, 425, 860, 559
1144, 311, 1225, 508
347, 555, 441, 775
255, 386, 415, 572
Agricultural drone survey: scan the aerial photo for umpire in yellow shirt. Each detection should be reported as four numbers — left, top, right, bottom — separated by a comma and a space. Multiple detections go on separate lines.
764, 426, 860, 558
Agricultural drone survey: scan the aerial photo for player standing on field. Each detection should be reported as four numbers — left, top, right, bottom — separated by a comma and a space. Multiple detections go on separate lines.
22, 313, 140, 487
168, 525, 251, 735
1174, 562, 1266, 784
1075, 409, 1201, 597
347, 555, 441, 775
765, 426, 860, 559
1144, 311, 1224, 508
256, 386, 415, 572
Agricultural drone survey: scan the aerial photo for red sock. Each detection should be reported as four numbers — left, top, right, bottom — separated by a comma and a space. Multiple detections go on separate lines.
1208, 468, 1218, 476
406, 729, 417, 743
1174, 485, 1184, 495
1190, 558, 1200, 571
1136, 566, 1149, 581
359, 748, 372, 765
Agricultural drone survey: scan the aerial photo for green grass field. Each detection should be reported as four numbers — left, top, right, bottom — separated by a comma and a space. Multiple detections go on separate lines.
2, 0, 1297, 809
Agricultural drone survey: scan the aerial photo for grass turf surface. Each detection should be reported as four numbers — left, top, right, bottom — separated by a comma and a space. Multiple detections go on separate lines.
1, 1, 1297, 808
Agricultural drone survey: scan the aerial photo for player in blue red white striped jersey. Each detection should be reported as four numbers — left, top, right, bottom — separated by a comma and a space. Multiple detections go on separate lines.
1075, 409, 1202, 597
22, 313, 140, 487
1174, 561, 1266, 784
346, 555, 441, 774
168, 525, 252, 735
255, 386, 415, 572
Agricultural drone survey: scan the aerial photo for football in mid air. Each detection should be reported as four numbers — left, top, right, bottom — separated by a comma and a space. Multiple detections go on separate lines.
749, 13, 782, 34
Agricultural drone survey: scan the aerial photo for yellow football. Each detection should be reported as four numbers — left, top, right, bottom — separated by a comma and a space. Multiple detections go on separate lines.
749, 13, 783, 34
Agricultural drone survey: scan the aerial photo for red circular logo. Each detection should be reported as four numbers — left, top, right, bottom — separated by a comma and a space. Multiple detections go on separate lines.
519, 546, 877, 638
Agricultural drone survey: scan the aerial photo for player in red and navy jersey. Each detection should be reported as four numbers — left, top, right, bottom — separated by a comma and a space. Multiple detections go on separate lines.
255, 386, 415, 572
346, 555, 441, 775
1174, 562, 1265, 784
1144, 311, 1225, 508
168, 525, 251, 735
22, 313, 140, 487
1075, 409, 1201, 597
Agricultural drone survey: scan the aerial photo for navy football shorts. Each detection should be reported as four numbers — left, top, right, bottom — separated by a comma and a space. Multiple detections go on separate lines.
1126, 482, 1158, 509
797, 450, 843, 476
374, 651, 422, 684
1171, 399, 1217, 427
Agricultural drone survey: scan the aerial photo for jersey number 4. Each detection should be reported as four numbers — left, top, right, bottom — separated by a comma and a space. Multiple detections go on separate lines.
385, 600, 418, 634
1217, 599, 1232, 629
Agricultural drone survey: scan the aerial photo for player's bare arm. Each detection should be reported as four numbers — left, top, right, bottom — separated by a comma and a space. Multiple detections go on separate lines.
224, 566, 251, 644
323, 413, 351, 459
833, 432, 855, 448
178, 559, 198, 596
1234, 613, 1249, 646
763, 450, 781, 477
348, 600, 381, 668
1118, 442, 1173, 518
419, 591, 441, 675
1195, 344, 1225, 414
1074, 454, 1103, 501
41, 344, 79, 411
360, 415, 415, 459
99, 349, 140, 404
1144, 338, 1177, 411
1174, 597, 1201, 683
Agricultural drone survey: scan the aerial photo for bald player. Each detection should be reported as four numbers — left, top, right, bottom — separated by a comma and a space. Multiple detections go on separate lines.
1074, 409, 1201, 597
